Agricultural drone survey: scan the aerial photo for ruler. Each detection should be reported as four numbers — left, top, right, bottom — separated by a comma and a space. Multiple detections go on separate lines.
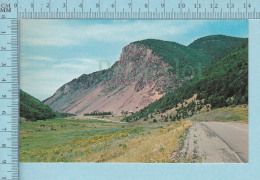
0, 0, 19, 180
0, 0, 258, 179
17, 0, 260, 19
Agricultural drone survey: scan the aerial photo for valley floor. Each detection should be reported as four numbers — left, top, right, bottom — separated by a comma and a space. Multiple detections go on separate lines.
20, 117, 191, 162
20, 106, 248, 163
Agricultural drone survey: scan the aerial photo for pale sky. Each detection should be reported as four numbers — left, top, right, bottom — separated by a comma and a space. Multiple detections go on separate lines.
20, 20, 248, 101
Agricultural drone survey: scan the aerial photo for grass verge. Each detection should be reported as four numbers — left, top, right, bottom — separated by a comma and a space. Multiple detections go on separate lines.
188, 106, 248, 123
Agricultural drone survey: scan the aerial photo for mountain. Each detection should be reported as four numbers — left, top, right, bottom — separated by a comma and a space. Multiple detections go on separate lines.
188, 35, 245, 62
20, 90, 56, 121
44, 35, 246, 115
125, 39, 248, 121
133, 39, 210, 76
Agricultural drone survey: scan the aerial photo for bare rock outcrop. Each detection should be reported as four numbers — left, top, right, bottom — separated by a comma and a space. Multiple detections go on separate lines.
44, 42, 179, 115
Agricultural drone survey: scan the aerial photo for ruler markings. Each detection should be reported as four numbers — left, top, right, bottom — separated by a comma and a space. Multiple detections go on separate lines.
0, 1, 19, 180
14, 0, 260, 19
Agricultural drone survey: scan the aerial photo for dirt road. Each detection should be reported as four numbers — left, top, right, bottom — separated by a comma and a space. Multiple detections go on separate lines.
70, 116, 126, 123
88, 117, 126, 124
180, 122, 248, 163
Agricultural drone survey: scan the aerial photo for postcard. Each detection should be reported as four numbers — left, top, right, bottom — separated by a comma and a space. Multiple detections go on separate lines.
20, 20, 248, 164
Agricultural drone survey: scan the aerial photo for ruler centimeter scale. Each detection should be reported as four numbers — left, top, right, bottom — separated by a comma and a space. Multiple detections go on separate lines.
0, 0, 259, 179
17, 0, 260, 19
0, 0, 19, 180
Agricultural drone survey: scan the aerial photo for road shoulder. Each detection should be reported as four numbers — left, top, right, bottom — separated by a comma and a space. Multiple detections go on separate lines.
179, 122, 242, 163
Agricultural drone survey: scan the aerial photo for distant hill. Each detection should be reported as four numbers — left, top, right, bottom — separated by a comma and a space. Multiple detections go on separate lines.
125, 39, 248, 121
188, 35, 245, 62
20, 90, 56, 121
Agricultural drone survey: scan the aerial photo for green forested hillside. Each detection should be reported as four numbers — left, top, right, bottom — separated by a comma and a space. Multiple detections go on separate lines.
20, 90, 56, 121
133, 36, 244, 78
188, 35, 245, 62
125, 39, 248, 122
133, 39, 210, 77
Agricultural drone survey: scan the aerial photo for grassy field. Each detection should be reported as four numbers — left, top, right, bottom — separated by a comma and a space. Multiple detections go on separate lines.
20, 106, 247, 162
20, 117, 191, 162
188, 106, 248, 123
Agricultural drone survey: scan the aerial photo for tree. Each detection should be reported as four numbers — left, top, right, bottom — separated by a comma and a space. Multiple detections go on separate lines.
121, 111, 129, 117
226, 97, 233, 106
164, 116, 168, 122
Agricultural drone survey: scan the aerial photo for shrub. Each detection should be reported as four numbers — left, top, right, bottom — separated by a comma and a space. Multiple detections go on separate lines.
153, 119, 158, 123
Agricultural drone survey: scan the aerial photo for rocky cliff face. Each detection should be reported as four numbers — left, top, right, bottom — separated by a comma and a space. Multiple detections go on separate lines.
44, 42, 180, 115
44, 36, 246, 115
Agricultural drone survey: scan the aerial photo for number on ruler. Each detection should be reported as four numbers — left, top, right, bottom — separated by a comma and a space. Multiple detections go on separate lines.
2, 78, 6, 82
1, 47, 6, 51
79, 3, 83, 8
2, 94, 7, 98
96, 2, 100, 8
63, 3, 66, 8
46, 3, 50, 8
2, 144, 6, 148
1, 63, 6, 66
2, 111, 6, 114
227, 3, 235, 8
31, 3, 34, 8
2, 160, 6, 164
111, 3, 115, 8
178, 3, 185, 8
144, 3, 149, 8
210, 3, 218, 8
194, 3, 201, 8
2, 128, 7, 131
161, 3, 165, 8
2, 177, 7, 179
244, 3, 251, 8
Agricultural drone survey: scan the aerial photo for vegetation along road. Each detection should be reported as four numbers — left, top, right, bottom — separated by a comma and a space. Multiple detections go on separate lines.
181, 122, 248, 163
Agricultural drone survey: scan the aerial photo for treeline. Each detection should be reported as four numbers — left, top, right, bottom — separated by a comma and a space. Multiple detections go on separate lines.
57, 113, 76, 118
124, 39, 248, 122
20, 90, 75, 121
162, 100, 211, 123
84, 111, 112, 116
